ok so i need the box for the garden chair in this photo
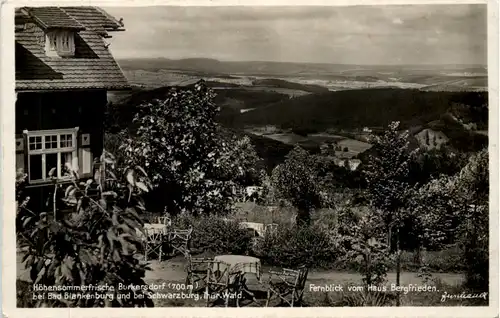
[205,261,244,307]
[168,226,193,256]
[157,215,172,227]
[185,254,214,293]
[265,265,309,307]
[157,207,172,226]
[143,227,166,262]
[265,223,278,236]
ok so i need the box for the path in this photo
[16,252,464,287]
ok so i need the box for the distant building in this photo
[347,159,361,171]
[414,128,449,150]
[333,158,361,171]
[262,125,278,134]
[244,186,263,202]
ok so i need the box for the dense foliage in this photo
[270,146,324,225]
[120,80,261,215]
[413,148,488,291]
[16,152,154,307]
[255,223,337,269]
[336,207,393,286]
[172,214,253,255]
[364,122,418,248]
[408,145,469,185]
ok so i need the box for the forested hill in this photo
[235,88,488,131]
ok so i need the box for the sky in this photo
[103,5,487,65]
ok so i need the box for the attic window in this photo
[45,30,75,57]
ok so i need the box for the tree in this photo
[453,149,488,291]
[336,207,393,287]
[121,81,261,216]
[217,132,264,187]
[363,121,419,306]
[412,148,488,291]
[408,145,469,185]
[270,146,323,226]
[16,152,154,307]
[412,176,457,250]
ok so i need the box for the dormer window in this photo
[45,30,75,57]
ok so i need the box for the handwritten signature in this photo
[440,291,488,302]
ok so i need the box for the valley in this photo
[108,58,489,171]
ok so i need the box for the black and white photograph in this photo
[5,0,497,312]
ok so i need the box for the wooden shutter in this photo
[15,134,25,174]
[78,132,93,178]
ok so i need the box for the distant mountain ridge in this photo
[117,58,488,92]
[117,57,487,77]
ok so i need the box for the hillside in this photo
[251,78,329,94]
[225,128,295,172]
[235,88,488,131]
[106,84,291,131]
[106,83,488,164]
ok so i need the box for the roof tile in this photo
[16,7,129,91]
[24,7,85,30]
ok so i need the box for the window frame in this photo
[45,30,75,57]
[23,127,79,184]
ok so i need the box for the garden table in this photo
[144,223,168,232]
[213,255,262,306]
[239,222,265,237]
[213,255,262,280]
[136,223,168,240]
[140,223,169,261]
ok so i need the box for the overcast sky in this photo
[103,5,487,65]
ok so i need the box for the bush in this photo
[103,132,129,168]
[17,279,33,307]
[255,223,337,268]
[16,152,154,307]
[172,214,253,255]
[399,245,465,272]
[464,239,488,291]
[233,202,296,225]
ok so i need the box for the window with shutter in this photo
[23,127,79,184]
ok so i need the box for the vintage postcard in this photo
[1,0,498,317]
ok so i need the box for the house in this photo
[244,186,263,202]
[332,158,361,171]
[15,7,130,210]
[414,128,449,150]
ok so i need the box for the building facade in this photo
[15,6,130,211]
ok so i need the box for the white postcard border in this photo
[1,0,498,317]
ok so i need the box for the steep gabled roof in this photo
[15,6,129,91]
[60,7,125,36]
[21,7,85,30]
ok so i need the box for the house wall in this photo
[15,89,107,212]
[415,128,449,150]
